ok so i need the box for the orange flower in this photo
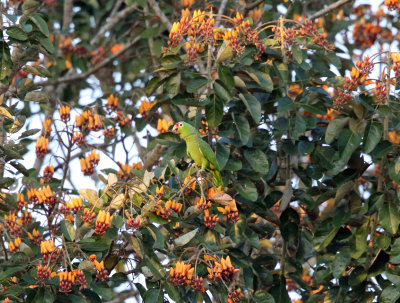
[165,200,182,213]
[59,105,70,122]
[95,210,113,236]
[36,265,51,282]
[28,228,42,245]
[127,216,141,231]
[42,118,52,138]
[207,256,239,281]
[117,162,142,179]
[203,209,219,228]
[81,208,96,223]
[110,44,124,54]
[35,136,49,159]
[72,131,85,147]
[106,94,118,111]
[170,261,193,286]
[43,165,54,183]
[217,199,239,223]
[8,237,21,253]
[183,177,196,194]
[66,197,83,213]
[156,186,164,196]
[385,0,399,10]
[138,99,155,118]
[17,193,26,209]
[37,185,56,206]
[157,118,172,134]
[181,0,194,8]
[58,272,75,293]
[196,197,211,210]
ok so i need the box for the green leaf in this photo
[234,179,258,201]
[80,242,109,252]
[19,128,40,139]
[23,0,40,10]
[390,238,400,264]
[379,285,400,303]
[33,288,54,303]
[144,288,164,303]
[348,266,367,286]
[213,80,231,101]
[227,216,245,243]
[332,248,351,278]
[292,45,303,64]
[166,73,181,98]
[363,122,383,153]
[24,91,49,102]
[174,228,198,247]
[164,282,180,302]
[186,76,208,93]
[379,201,400,234]
[233,114,250,145]
[0,42,12,80]
[325,117,349,144]
[243,149,269,174]
[60,220,75,242]
[314,226,339,251]
[254,291,275,303]
[6,26,28,41]
[161,55,181,69]
[24,65,51,77]
[218,65,234,91]
[216,141,229,169]
[239,93,261,124]
[205,96,223,127]
[38,36,54,53]
[29,13,49,36]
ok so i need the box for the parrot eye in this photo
[179,123,183,127]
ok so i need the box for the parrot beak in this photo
[172,125,178,134]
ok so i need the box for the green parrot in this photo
[172,121,222,186]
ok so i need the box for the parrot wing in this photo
[198,138,220,171]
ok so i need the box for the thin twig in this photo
[36,36,141,86]
[307,0,353,21]
[216,0,229,26]
[91,4,139,45]
[246,0,263,10]
[146,0,172,30]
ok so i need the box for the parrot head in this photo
[172,121,195,138]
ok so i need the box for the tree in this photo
[1,0,400,302]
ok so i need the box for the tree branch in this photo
[36,36,141,86]
[307,0,353,21]
[146,0,172,30]
[246,0,263,10]
[142,144,166,171]
[62,0,74,31]
[90,3,138,45]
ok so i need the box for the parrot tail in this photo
[210,169,223,187]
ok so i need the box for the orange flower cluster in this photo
[28,229,42,245]
[8,237,21,253]
[156,186,164,196]
[28,188,39,204]
[58,272,75,293]
[20,208,32,225]
[76,109,103,131]
[170,261,194,286]
[17,193,26,209]
[298,20,330,50]
[42,165,54,183]
[228,289,243,303]
[81,208,96,223]
[373,80,387,104]
[72,131,85,147]
[352,22,380,48]
[183,176,196,194]
[66,197,83,213]
[117,162,142,179]
[37,185,56,206]
[4,212,22,236]
[181,0,194,8]
[152,199,182,219]
[392,53,400,79]
[80,150,100,176]
[333,56,374,108]
[90,255,109,281]
[40,240,60,263]
[385,0,399,11]
[35,136,49,159]
[114,111,132,127]
[207,256,239,281]
[72,269,87,290]
[36,265,51,282]
[127,216,141,231]
[103,127,115,139]
[217,200,239,223]
[106,94,118,112]
[95,210,113,236]
[196,197,211,210]
[138,99,154,119]
[157,118,172,134]
[42,119,52,138]
[203,209,219,228]
[59,105,70,122]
